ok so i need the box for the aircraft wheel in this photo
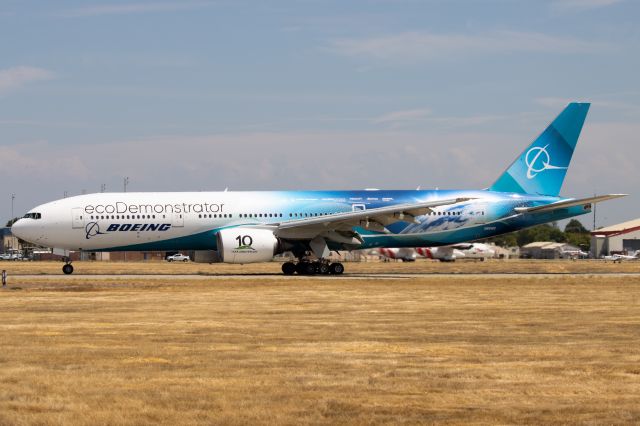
[62,264,74,275]
[329,262,344,275]
[317,263,330,275]
[183,259,188,262]
[282,262,296,275]
[297,262,316,275]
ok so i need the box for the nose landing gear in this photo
[62,257,74,275]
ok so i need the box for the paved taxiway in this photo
[9,272,640,281]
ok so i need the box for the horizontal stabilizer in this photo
[514,194,627,214]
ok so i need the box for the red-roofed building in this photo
[591,218,640,258]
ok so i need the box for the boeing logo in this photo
[525,144,567,179]
[84,222,172,239]
[85,222,105,240]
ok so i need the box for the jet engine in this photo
[216,228,280,263]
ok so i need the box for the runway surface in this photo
[8,272,640,280]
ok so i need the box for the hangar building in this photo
[591,218,640,258]
[1,227,19,252]
[520,242,581,259]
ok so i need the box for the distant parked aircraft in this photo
[603,251,639,263]
[417,243,496,262]
[377,243,495,262]
[376,247,418,262]
[561,248,589,259]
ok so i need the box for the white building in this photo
[591,218,640,257]
[1,227,19,252]
[520,242,581,259]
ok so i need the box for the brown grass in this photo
[0,264,639,424]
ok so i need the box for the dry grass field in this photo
[1,261,639,425]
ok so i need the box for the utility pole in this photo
[100,184,106,193]
[593,193,597,230]
[11,193,15,222]
[63,191,68,199]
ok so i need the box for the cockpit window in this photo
[23,212,42,219]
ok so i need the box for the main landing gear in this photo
[281,260,344,276]
[62,257,74,275]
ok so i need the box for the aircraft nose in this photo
[11,219,26,239]
[11,218,33,242]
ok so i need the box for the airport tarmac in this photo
[1,258,638,277]
[7,271,640,281]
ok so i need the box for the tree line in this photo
[483,219,591,250]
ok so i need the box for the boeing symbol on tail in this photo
[525,144,567,179]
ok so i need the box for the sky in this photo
[1,0,638,228]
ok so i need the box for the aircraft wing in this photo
[276,197,472,238]
[514,194,627,214]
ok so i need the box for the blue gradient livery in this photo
[12,103,626,274]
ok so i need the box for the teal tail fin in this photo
[489,102,590,196]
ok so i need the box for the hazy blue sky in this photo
[1,0,638,227]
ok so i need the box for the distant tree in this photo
[481,219,593,249]
[516,224,567,246]
[563,219,590,250]
[565,219,588,234]
[485,223,570,248]
[566,232,591,250]
[483,232,518,247]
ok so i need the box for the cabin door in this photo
[172,212,184,227]
[71,208,85,229]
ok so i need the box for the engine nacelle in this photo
[216,228,279,263]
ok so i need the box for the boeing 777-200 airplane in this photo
[12,103,626,275]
